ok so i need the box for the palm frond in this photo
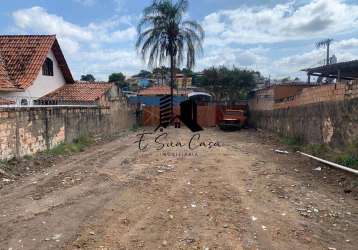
[136,0,205,71]
[182,21,205,40]
[174,0,189,15]
[316,38,333,48]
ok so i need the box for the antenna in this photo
[330,54,337,64]
[316,38,333,65]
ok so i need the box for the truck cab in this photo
[219,109,247,130]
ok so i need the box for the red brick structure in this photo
[138,85,187,96]
[249,81,358,111]
[249,60,358,146]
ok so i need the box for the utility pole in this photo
[326,42,330,65]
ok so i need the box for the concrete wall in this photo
[0,104,134,160]
[250,98,358,146]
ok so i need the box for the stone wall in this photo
[250,98,358,146]
[0,104,134,160]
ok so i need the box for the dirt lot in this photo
[0,128,357,250]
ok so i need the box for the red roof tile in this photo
[39,82,113,102]
[138,86,186,96]
[0,35,74,91]
[0,55,16,90]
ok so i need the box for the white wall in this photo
[1,49,67,102]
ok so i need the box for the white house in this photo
[0,35,74,105]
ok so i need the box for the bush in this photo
[336,154,358,168]
[45,136,94,156]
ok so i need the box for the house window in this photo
[42,57,53,76]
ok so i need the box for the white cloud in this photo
[334,38,358,51]
[110,27,137,42]
[198,0,358,79]
[9,1,358,81]
[269,38,358,78]
[203,13,225,34]
[59,37,81,54]
[12,6,136,44]
[197,38,358,80]
[13,6,93,41]
[11,6,139,79]
[75,49,143,80]
[198,47,268,71]
[202,0,358,44]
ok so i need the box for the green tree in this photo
[108,72,128,89]
[182,68,193,76]
[136,0,204,118]
[281,77,291,83]
[134,70,152,78]
[80,74,95,81]
[198,66,258,102]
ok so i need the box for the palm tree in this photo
[136,0,204,120]
[316,38,333,65]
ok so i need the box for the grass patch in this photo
[280,135,303,151]
[44,136,95,156]
[0,135,97,178]
[302,144,330,156]
[332,141,358,169]
[23,155,33,160]
[279,135,358,169]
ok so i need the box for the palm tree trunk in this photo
[170,54,175,122]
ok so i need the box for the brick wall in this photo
[273,83,346,109]
[248,88,274,111]
[0,103,134,160]
[250,81,358,111]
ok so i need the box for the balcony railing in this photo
[0,96,98,108]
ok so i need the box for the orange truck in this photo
[219,109,247,130]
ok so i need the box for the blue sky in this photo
[1,0,358,80]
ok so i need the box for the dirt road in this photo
[0,128,357,250]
